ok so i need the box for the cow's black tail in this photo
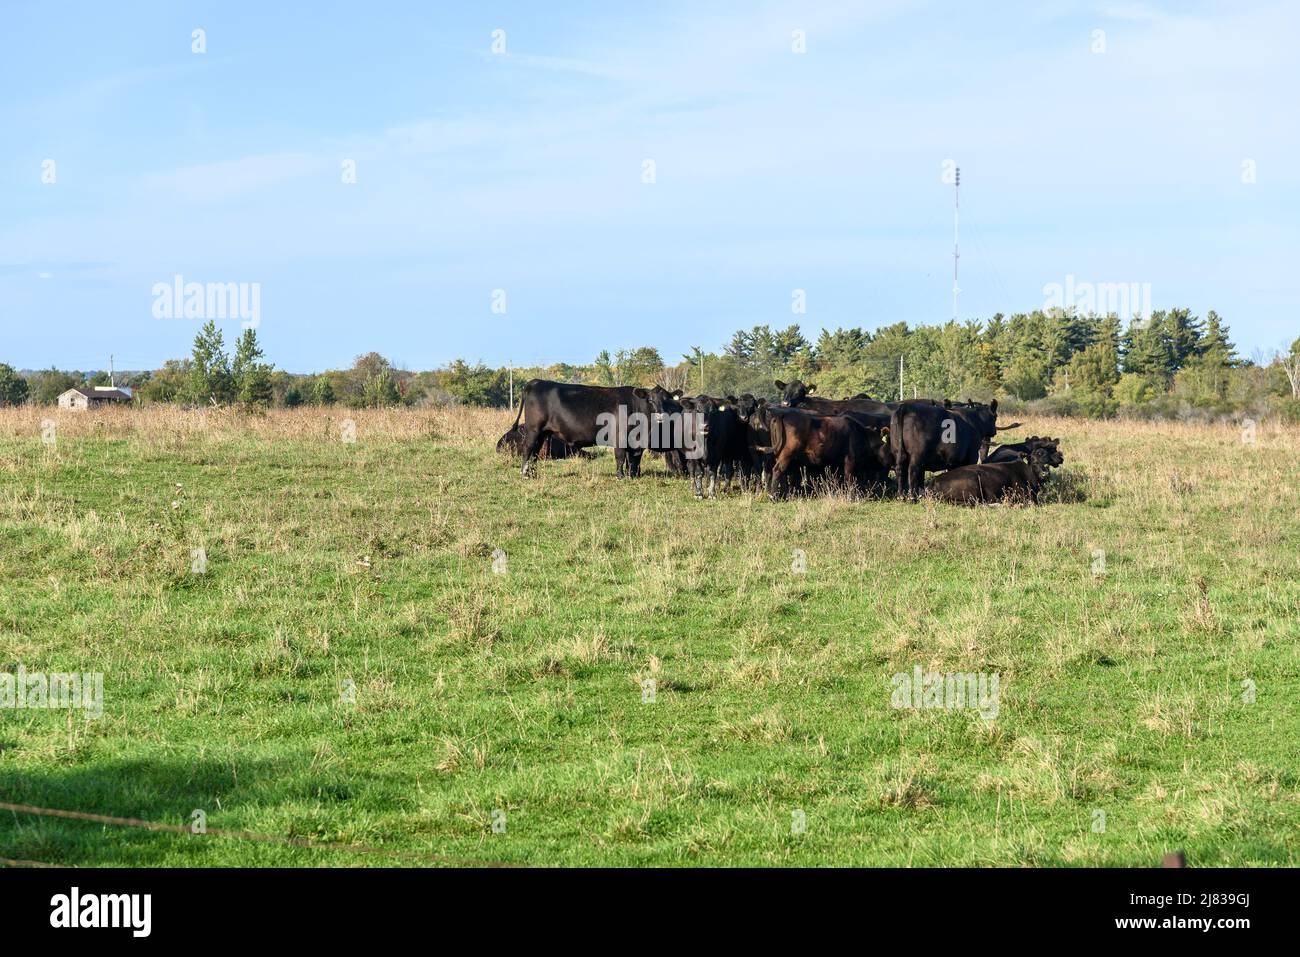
[510,380,533,431]
[763,413,786,459]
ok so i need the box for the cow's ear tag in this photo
[719,404,727,411]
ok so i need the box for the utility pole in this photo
[898,354,904,402]
[953,166,961,322]
[508,362,513,408]
[109,354,115,388]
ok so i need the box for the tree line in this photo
[4,309,1299,421]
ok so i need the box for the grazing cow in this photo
[496,426,588,460]
[889,398,1020,499]
[926,442,1063,505]
[760,408,891,498]
[511,379,685,478]
[984,436,1063,466]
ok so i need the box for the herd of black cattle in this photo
[498,378,1066,505]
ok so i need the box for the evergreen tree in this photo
[185,321,234,405]
[240,362,274,407]
[233,328,274,407]
[1121,316,1172,383]
[1199,311,1236,366]
[1164,308,1206,371]
[724,330,755,366]
[593,350,616,386]
[232,328,264,386]
[1176,310,1238,402]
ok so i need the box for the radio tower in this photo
[952,166,960,322]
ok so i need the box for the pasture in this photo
[1,405,1297,866]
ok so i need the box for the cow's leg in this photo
[520,429,547,477]
[907,461,924,500]
[707,464,718,499]
[628,449,644,478]
[737,458,752,492]
[769,451,796,499]
[689,461,703,499]
[895,453,908,497]
[843,454,859,498]
[614,448,627,478]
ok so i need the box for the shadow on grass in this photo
[0,755,392,866]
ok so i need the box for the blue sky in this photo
[1,0,1296,372]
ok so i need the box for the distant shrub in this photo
[1275,398,1300,424]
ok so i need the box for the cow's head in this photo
[1028,436,1064,467]
[865,424,892,468]
[1027,444,1058,484]
[638,385,684,415]
[734,394,769,427]
[683,394,719,413]
[950,398,999,439]
[774,380,816,407]
[946,399,1003,462]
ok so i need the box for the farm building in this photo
[57,387,133,410]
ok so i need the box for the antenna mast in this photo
[952,167,960,322]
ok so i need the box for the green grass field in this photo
[1,405,1297,866]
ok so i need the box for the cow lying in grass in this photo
[496,426,590,461]
[927,439,1064,505]
[890,398,1022,499]
[984,435,1063,466]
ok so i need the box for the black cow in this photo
[511,379,685,478]
[496,426,588,460]
[760,408,891,498]
[984,435,1063,466]
[774,379,908,427]
[774,379,817,407]
[927,442,1063,505]
[773,379,893,417]
[733,394,774,490]
[660,390,743,478]
[889,398,1020,499]
[680,394,760,497]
